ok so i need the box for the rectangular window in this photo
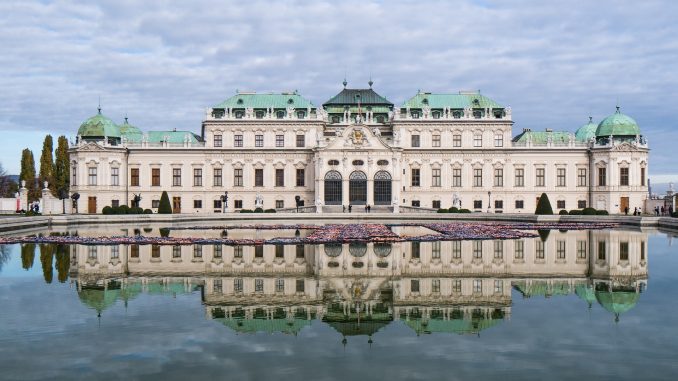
[641,241,645,261]
[598,167,607,186]
[276,200,284,209]
[111,167,119,186]
[620,242,629,261]
[473,279,482,293]
[152,200,160,208]
[130,245,139,258]
[275,134,284,148]
[557,200,566,209]
[577,240,587,259]
[213,279,222,293]
[578,168,587,187]
[111,245,119,259]
[536,241,545,260]
[452,279,462,293]
[473,168,482,187]
[296,168,305,187]
[213,168,222,187]
[495,200,503,209]
[193,200,202,209]
[275,169,284,187]
[536,168,545,187]
[151,245,160,258]
[234,134,243,147]
[620,167,629,186]
[152,168,160,186]
[557,168,566,187]
[214,134,222,147]
[578,200,587,209]
[451,241,462,258]
[494,134,503,147]
[296,279,305,293]
[193,245,202,258]
[255,246,263,258]
[557,240,566,259]
[411,168,420,187]
[411,200,420,207]
[411,135,420,147]
[234,278,243,293]
[432,200,441,209]
[275,245,284,258]
[255,169,264,187]
[494,280,503,294]
[515,168,524,187]
[411,242,420,259]
[515,240,524,259]
[432,168,441,187]
[515,200,524,209]
[233,246,243,258]
[129,168,139,187]
[494,241,503,259]
[432,134,441,147]
[598,241,606,260]
[296,135,305,147]
[473,134,482,147]
[432,279,441,293]
[88,167,97,186]
[296,245,304,258]
[234,200,243,209]
[276,278,285,293]
[255,134,264,147]
[641,167,646,186]
[193,168,202,187]
[213,200,222,209]
[72,166,77,186]
[255,279,264,292]
[474,200,482,209]
[431,241,441,259]
[411,279,420,293]
[88,246,97,259]
[473,241,482,258]
[214,244,222,258]
[172,168,181,186]
[494,168,503,187]
[452,168,462,187]
[453,134,462,147]
[234,169,243,187]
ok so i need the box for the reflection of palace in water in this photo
[68,229,648,338]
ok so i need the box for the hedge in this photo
[559,210,569,215]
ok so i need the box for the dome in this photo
[575,117,597,142]
[595,289,640,321]
[595,107,640,137]
[119,117,142,135]
[77,108,121,138]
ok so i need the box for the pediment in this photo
[322,124,393,151]
[611,142,637,152]
[77,142,107,152]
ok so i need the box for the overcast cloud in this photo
[0,0,676,179]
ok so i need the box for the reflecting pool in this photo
[1,225,677,380]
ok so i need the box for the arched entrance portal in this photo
[349,171,367,205]
[324,171,342,205]
[373,171,392,205]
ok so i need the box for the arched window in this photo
[296,111,305,119]
[276,110,285,119]
[328,159,340,166]
[349,243,367,257]
[348,171,367,205]
[374,170,392,205]
[352,160,364,166]
[324,171,342,205]
[432,111,441,119]
[324,243,342,257]
[374,243,392,257]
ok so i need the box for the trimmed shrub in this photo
[437,209,448,213]
[582,207,597,215]
[239,209,253,213]
[143,209,153,214]
[459,209,472,213]
[158,191,172,214]
[102,206,113,215]
[559,210,569,215]
[118,205,130,214]
[264,208,277,213]
[448,207,459,213]
[596,210,609,215]
[254,207,264,213]
[25,210,42,217]
[535,193,554,215]
[538,229,551,242]
[159,228,170,237]
[569,209,583,215]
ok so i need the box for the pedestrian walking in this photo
[348,204,352,213]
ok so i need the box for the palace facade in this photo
[69,83,649,214]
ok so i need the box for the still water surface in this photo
[1,224,677,380]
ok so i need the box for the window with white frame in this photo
[494,133,503,147]
[473,168,482,187]
[515,168,524,187]
[172,168,181,186]
[432,134,441,147]
[494,168,503,187]
[213,168,222,187]
[111,167,119,186]
[234,134,243,147]
[255,134,263,147]
[578,168,587,187]
[193,168,202,187]
[88,167,97,185]
[452,168,462,187]
[276,134,284,147]
[453,134,462,147]
[557,168,566,187]
[214,134,222,147]
[432,168,441,187]
[536,168,545,187]
[473,134,482,147]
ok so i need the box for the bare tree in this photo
[0,162,19,198]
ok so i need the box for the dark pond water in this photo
[1,225,677,380]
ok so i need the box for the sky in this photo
[0,0,676,183]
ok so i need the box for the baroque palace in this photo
[69,82,649,214]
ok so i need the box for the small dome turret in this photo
[595,107,640,138]
[77,108,121,139]
[575,117,597,142]
[119,116,142,135]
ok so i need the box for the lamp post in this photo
[220,191,228,213]
[487,191,491,213]
[295,195,301,213]
[71,193,80,214]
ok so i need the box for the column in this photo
[367,179,374,206]
[343,178,349,207]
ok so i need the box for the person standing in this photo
[348,204,352,213]
[624,206,629,215]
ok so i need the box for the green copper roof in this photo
[596,107,640,137]
[323,88,393,107]
[78,110,121,138]
[78,287,120,313]
[119,118,142,135]
[214,92,315,109]
[595,290,640,315]
[402,92,503,109]
[404,317,502,335]
[575,117,597,142]
[512,130,573,144]
[146,131,202,144]
[215,317,312,335]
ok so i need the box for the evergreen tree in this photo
[21,243,36,270]
[158,191,172,214]
[54,136,70,198]
[20,149,39,201]
[55,245,70,283]
[39,135,55,194]
[535,193,554,215]
[39,244,54,284]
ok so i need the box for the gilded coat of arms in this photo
[351,128,365,145]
